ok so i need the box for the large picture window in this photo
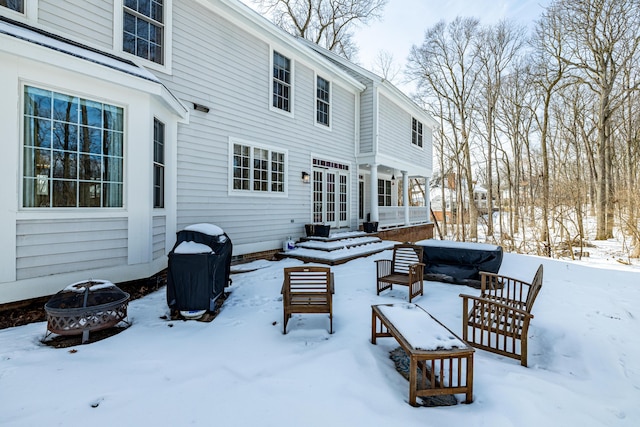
[272,51,291,112]
[123,0,164,64]
[153,118,165,208]
[233,143,285,194]
[23,86,124,208]
[0,0,23,13]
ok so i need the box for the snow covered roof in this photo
[0,16,159,83]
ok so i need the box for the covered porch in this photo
[358,163,432,230]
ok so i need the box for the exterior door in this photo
[313,168,348,228]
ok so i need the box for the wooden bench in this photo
[459,264,543,367]
[371,304,474,406]
[375,244,425,302]
[282,266,334,334]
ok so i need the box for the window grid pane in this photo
[316,77,330,126]
[23,86,124,208]
[1,0,24,13]
[273,51,291,112]
[153,118,165,208]
[123,0,164,64]
[233,143,285,194]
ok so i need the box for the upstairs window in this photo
[123,0,164,64]
[0,0,23,13]
[23,86,124,208]
[272,51,291,112]
[316,76,330,127]
[233,143,285,194]
[153,118,164,208]
[412,117,423,147]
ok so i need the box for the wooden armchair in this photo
[460,264,543,367]
[375,244,425,302]
[282,266,333,334]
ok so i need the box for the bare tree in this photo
[371,49,401,83]
[251,0,387,59]
[475,20,526,240]
[408,17,482,240]
[553,0,640,240]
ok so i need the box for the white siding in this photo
[161,1,358,253]
[38,0,114,49]
[16,218,128,280]
[152,216,166,259]
[359,87,375,153]
[378,94,431,168]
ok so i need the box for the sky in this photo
[353,0,553,72]
[242,0,553,93]
[1,236,639,426]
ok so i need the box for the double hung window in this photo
[272,51,291,112]
[316,76,330,126]
[0,0,23,13]
[123,0,164,64]
[412,117,423,147]
[378,179,392,207]
[153,118,165,208]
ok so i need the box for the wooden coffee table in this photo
[371,303,474,406]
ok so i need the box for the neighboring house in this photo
[0,0,433,305]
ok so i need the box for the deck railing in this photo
[378,206,429,228]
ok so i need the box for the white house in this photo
[0,0,434,305]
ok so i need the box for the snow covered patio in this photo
[0,250,639,426]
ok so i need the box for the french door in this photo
[313,168,349,228]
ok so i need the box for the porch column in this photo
[425,176,431,222]
[402,170,409,225]
[370,164,379,222]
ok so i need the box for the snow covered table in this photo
[371,304,474,406]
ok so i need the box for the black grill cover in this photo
[420,241,503,288]
[166,229,232,311]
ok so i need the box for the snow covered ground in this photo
[1,242,639,426]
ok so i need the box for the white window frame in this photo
[113,0,172,74]
[378,179,392,207]
[229,138,288,197]
[269,48,294,117]
[0,0,37,21]
[21,84,126,209]
[412,117,423,148]
[315,74,331,130]
[153,117,165,209]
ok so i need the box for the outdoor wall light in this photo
[193,102,210,113]
[302,171,310,183]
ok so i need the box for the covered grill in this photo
[166,224,232,316]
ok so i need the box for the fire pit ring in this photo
[44,279,130,344]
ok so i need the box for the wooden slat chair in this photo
[375,244,425,303]
[459,264,543,367]
[282,266,334,334]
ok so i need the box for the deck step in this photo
[276,236,396,265]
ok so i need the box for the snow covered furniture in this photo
[375,244,425,302]
[371,304,474,406]
[459,264,543,367]
[418,240,503,288]
[282,266,334,334]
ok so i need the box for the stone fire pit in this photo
[44,280,130,344]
